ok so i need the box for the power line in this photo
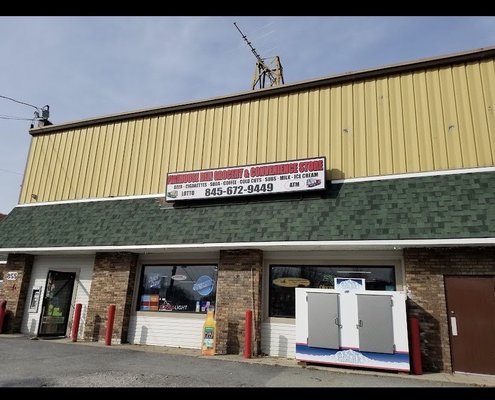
[0,114,34,121]
[0,94,40,111]
[0,167,23,175]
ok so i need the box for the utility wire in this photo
[0,94,40,111]
[0,167,23,175]
[0,114,34,121]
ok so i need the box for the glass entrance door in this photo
[38,270,76,336]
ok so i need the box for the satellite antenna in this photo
[233,22,284,90]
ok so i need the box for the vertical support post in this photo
[71,303,82,342]
[105,304,116,346]
[244,309,253,359]
[408,316,423,375]
[0,300,6,334]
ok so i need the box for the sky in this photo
[1,16,495,214]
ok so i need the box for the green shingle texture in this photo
[0,170,493,249]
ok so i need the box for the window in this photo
[269,265,396,318]
[138,264,217,313]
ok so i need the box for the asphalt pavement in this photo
[0,335,493,388]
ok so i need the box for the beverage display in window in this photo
[138,264,217,313]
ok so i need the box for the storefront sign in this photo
[166,157,326,201]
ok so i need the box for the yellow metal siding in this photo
[329,86,343,179]
[353,82,367,176]
[20,60,495,204]
[318,88,331,179]
[375,77,393,175]
[465,64,489,165]
[412,72,434,171]
[308,89,320,158]
[221,106,233,167]
[480,60,495,163]
[286,93,298,161]
[228,104,241,166]
[388,76,407,173]
[276,95,288,162]
[257,98,269,163]
[401,74,421,172]
[177,113,189,173]
[247,101,259,164]
[266,98,278,162]
[452,66,477,167]
[237,103,250,166]
[100,124,115,197]
[426,70,449,170]
[364,80,379,175]
[297,91,309,160]
[341,83,354,177]
[151,116,166,191]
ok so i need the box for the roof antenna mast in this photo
[233,22,284,90]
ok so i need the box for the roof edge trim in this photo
[1,238,494,254]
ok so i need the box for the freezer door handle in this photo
[356,319,363,329]
[334,317,342,328]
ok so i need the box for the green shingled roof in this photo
[0,171,493,249]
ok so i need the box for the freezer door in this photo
[356,294,394,354]
[307,292,340,349]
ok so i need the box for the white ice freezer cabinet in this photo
[295,286,410,372]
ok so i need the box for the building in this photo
[0,46,494,375]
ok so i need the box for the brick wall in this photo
[1,254,34,333]
[215,250,263,355]
[404,247,495,372]
[84,252,137,343]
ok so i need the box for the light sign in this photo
[166,157,326,201]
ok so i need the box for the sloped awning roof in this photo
[0,170,493,253]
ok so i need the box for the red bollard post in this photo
[408,316,423,375]
[0,300,6,334]
[105,304,116,346]
[71,303,82,342]
[244,309,253,359]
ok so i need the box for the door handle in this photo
[450,316,458,336]
[356,320,363,329]
[334,317,342,328]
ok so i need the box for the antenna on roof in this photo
[233,22,284,90]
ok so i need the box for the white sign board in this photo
[166,157,326,201]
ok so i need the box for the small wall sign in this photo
[6,271,18,281]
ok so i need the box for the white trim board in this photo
[331,166,495,184]
[1,238,494,255]
[15,166,495,208]
[17,193,164,208]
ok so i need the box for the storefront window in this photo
[138,264,217,313]
[269,265,396,318]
